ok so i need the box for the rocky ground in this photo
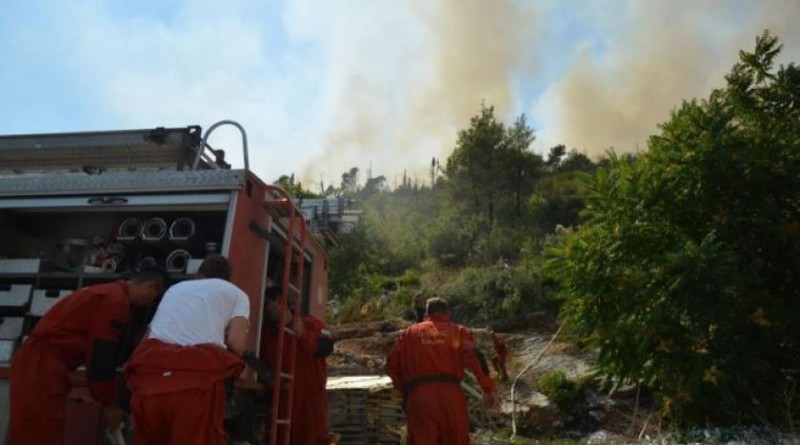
[328,316,798,444]
[327,315,662,444]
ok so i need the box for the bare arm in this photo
[226,316,250,355]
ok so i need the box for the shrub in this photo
[538,370,582,412]
[436,263,543,326]
[548,33,800,425]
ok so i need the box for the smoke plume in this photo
[535,0,800,158]
[295,0,536,187]
[296,0,800,185]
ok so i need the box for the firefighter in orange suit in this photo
[489,327,510,381]
[411,290,426,323]
[386,297,496,445]
[125,255,249,445]
[262,286,335,444]
[9,268,168,445]
[125,340,245,444]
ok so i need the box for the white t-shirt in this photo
[148,278,250,348]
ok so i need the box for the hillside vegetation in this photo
[287,33,800,431]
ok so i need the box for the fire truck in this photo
[0,121,328,444]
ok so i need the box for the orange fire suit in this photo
[491,333,509,380]
[125,338,245,445]
[9,280,131,445]
[262,315,334,444]
[386,313,496,445]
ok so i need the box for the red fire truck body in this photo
[0,122,327,443]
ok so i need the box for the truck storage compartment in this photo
[0,317,23,340]
[0,198,231,362]
[0,284,32,314]
[30,289,72,317]
[0,339,14,362]
[0,208,227,275]
[0,259,42,273]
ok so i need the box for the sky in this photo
[2,0,799,190]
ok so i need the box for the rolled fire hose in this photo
[101,257,120,273]
[140,217,168,242]
[137,256,158,269]
[116,218,142,242]
[168,217,196,242]
[166,249,191,273]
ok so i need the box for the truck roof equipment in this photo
[0,120,250,174]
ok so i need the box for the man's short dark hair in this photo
[198,254,232,280]
[426,297,449,315]
[130,266,169,290]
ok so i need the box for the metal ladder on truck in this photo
[263,184,309,445]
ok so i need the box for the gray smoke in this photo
[298,0,536,186]
[292,0,800,183]
[536,0,800,157]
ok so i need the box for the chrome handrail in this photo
[192,120,249,171]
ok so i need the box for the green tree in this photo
[545,144,566,171]
[442,104,543,264]
[360,175,387,198]
[444,103,507,227]
[340,167,360,197]
[361,189,429,274]
[549,32,800,425]
[275,174,322,199]
[426,209,478,267]
[328,222,384,300]
[530,170,591,232]
[559,149,595,172]
[501,114,542,219]
[437,263,543,326]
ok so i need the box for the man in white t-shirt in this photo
[125,255,250,445]
[147,269,250,351]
